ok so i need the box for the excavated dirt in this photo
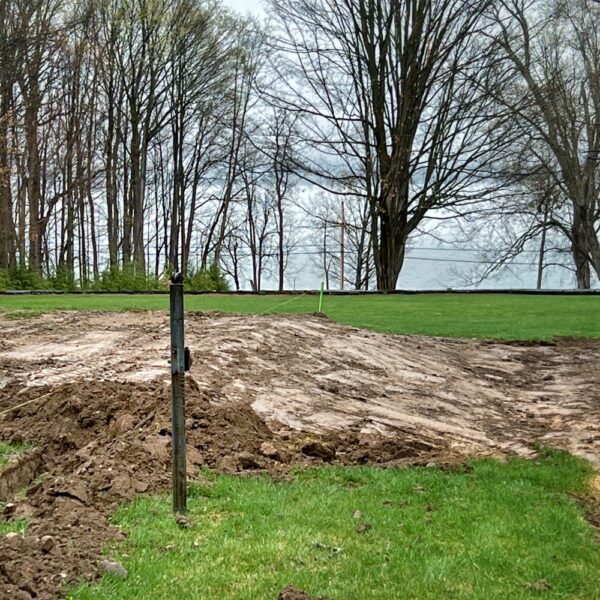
[0,310,599,599]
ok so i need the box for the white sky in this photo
[222,0,266,16]
[215,0,587,291]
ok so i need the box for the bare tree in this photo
[267,0,507,290]
[102,0,174,273]
[202,21,263,269]
[166,0,236,273]
[261,108,299,291]
[488,0,600,288]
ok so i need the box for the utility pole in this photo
[537,202,550,290]
[340,201,345,290]
[323,222,329,290]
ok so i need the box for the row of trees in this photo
[0,0,299,291]
[0,0,598,290]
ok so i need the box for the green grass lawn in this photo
[0,293,598,340]
[71,451,600,600]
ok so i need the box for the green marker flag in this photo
[318,282,324,313]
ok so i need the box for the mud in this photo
[0,311,598,599]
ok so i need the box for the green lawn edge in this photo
[71,451,600,600]
[0,293,598,340]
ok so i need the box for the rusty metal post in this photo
[170,272,187,514]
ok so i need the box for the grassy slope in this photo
[72,452,600,600]
[0,293,598,339]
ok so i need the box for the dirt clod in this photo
[259,441,282,460]
[52,481,89,505]
[355,522,372,534]
[99,560,128,579]
[39,535,54,554]
[525,579,552,591]
[175,515,192,529]
[301,441,336,461]
[237,451,261,470]
[110,414,136,435]
[5,532,22,547]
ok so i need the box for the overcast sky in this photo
[223,0,265,16]
[215,0,584,291]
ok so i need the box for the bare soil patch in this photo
[0,311,598,599]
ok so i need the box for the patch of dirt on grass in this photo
[0,311,598,599]
[279,586,327,600]
[590,476,600,503]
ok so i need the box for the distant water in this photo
[396,248,584,290]
[276,247,595,291]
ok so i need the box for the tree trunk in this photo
[373,203,407,291]
[0,87,15,270]
[277,198,284,292]
[122,122,132,266]
[24,106,43,274]
[130,116,146,273]
[105,81,120,270]
[169,107,185,272]
[572,203,592,289]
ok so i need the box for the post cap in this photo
[171,272,184,284]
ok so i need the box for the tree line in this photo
[0,0,597,291]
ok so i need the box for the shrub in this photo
[48,266,78,291]
[0,267,49,290]
[92,265,161,292]
[0,269,9,291]
[185,263,229,292]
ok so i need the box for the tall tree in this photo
[14,0,65,274]
[265,108,297,291]
[488,0,600,288]
[0,0,17,270]
[166,0,235,273]
[104,0,173,273]
[268,0,505,289]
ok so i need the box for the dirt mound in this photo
[0,311,599,599]
[0,379,439,599]
[0,378,274,598]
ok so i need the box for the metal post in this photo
[170,272,187,514]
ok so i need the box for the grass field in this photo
[72,451,600,600]
[0,293,598,340]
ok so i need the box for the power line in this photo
[287,242,552,254]
[227,248,554,267]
